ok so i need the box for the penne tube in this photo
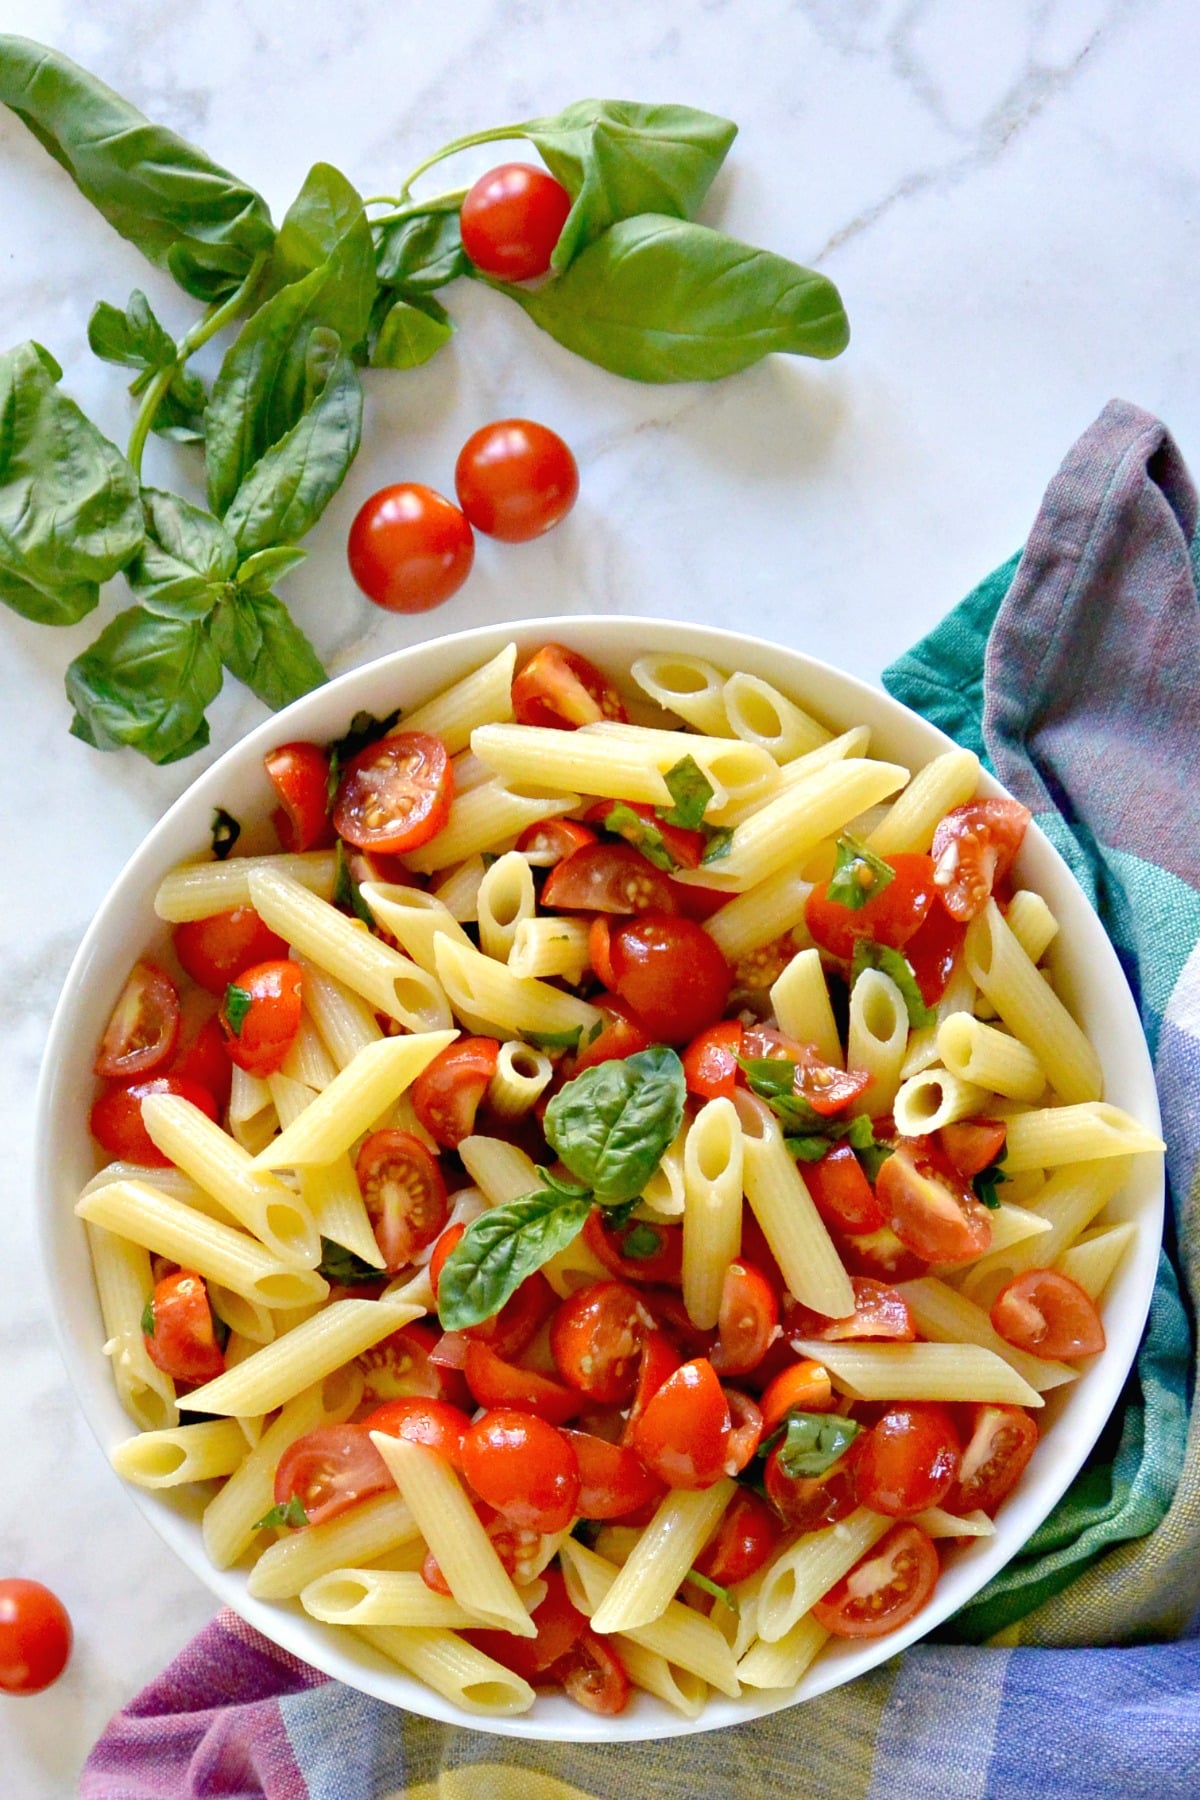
[722,671,831,759]
[1056,1222,1137,1300]
[207,1283,276,1346]
[630,652,734,736]
[178,1296,423,1416]
[770,947,843,1068]
[227,1067,277,1156]
[915,1507,994,1540]
[847,968,908,1117]
[431,855,486,921]
[892,1067,990,1138]
[964,900,1102,1104]
[937,1012,1047,1103]
[736,1094,855,1319]
[789,1339,1045,1408]
[717,729,872,831]
[154,850,337,922]
[434,937,602,1041]
[403,780,580,876]
[957,1157,1134,1305]
[562,1540,740,1697]
[586,1482,735,1635]
[398,643,517,752]
[359,882,473,972]
[896,1277,1077,1392]
[279,1016,340,1091]
[507,915,592,983]
[865,749,981,857]
[476,851,536,962]
[737,1615,829,1690]
[639,1127,688,1219]
[757,1508,891,1642]
[682,1098,744,1330]
[614,1639,707,1717]
[253,1033,456,1169]
[487,1040,553,1119]
[86,1222,177,1432]
[584,720,781,817]
[357,1625,535,1716]
[1005,890,1059,966]
[301,1568,488,1629]
[999,1102,1164,1173]
[702,866,812,962]
[247,1490,417,1599]
[111,1418,249,1489]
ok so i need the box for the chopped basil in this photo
[223,982,252,1035]
[659,753,714,829]
[254,1495,309,1532]
[333,839,374,926]
[602,800,677,872]
[850,939,935,1029]
[974,1162,1008,1210]
[684,1569,738,1611]
[700,825,733,863]
[525,1024,584,1053]
[826,833,895,911]
[764,1410,859,1479]
[140,1298,156,1336]
[782,1109,894,1178]
[784,1133,833,1163]
[738,1055,797,1099]
[210,806,241,860]
[317,1237,383,1284]
[480,850,500,869]
[621,1222,666,1261]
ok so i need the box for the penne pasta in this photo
[403,780,580,876]
[476,850,536,962]
[86,1222,178,1432]
[178,1297,423,1416]
[247,1490,418,1600]
[736,1094,855,1319]
[722,671,831,760]
[937,1012,1047,1103]
[789,1339,1045,1408]
[112,1418,249,1489]
[398,643,517,752]
[562,1540,741,1697]
[357,1625,535,1716]
[896,1277,1078,1392]
[756,1508,891,1642]
[682,1099,744,1330]
[253,1033,456,1169]
[865,748,981,857]
[154,850,337,922]
[964,900,1102,1105]
[586,1482,736,1636]
[630,652,734,736]
[770,947,843,1068]
[999,1102,1164,1173]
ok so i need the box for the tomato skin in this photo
[455,419,579,542]
[171,1013,233,1113]
[760,1359,834,1433]
[554,1629,631,1715]
[840,1223,929,1285]
[143,1269,226,1384]
[466,1272,557,1361]
[683,1019,743,1101]
[903,901,966,1007]
[273,1423,391,1526]
[812,1522,939,1640]
[461,1408,581,1532]
[785,1277,915,1346]
[464,1339,582,1426]
[465,1567,587,1681]
[347,483,474,613]
[710,1262,779,1377]
[355,1130,448,1274]
[876,1141,993,1266]
[514,818,597,866]
[932,799,1031,922]
[562,1430,666,1519]
[542,842,676,915]
[740,1025,869,1118]
[608,913,732,1045]
[511,644,627,730]
[621,1329,683,1444]
[805,852,937,961]
[990,1270,1106,1360]
[357,1320,469,1410]
[765,1446,859,1533]
[631,1357,731,1490]
[264,741,333,852]
[853,1403,961,1517]
[219,959,303,1077]
[582,1212,683,1289]
[333,732,453,855]
[724,1387,764,1473]
[585,799,707,872]
[550,1281,648,1404]
[938,1118,1007,1180]
[411,1037,500,1148]
[459,163,572,282]
[805,1143,886,1235]
[0,1580,72,1695]
[428,1222,464,1299]
[695,1488,783,1586]
[90,1074,218,1166]
[944,1404,1038,1515]
[94,962,181,1079]
[361,1395,471,1468]
[173,908,289,996]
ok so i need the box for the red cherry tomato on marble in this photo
[459,163,571,282]
[853,1403,960,1517]
[682,1019,743,1101]
[143,1269,225,1385]
[264,741,333,852]
[333,732,453,854]
[173,908,289,996]
[355,1130,448,1274]
[805,853,937,961]
[944,1404,1038,1515]
[542,842,675,915]
[0,1580,72,1695]
[608,913,731,1044]
[550,1281,648,1405]
[876,1141,993,1266]
[511,644,627,730]
[273,1423,390,1527]
[219,959,302,1077]
[455,418,578,542]
[990,1269,1106,1360]
[461,1408,580,1533]
[411,1037,499,1148]
[812,1522,939,1639]
[94,961,180,1080]
[562,1430,666,1520]
[931,799,1031,922]
[90,1074,218,1166]
[710,1261,779,1377]
[347,483,473,613]
[694,1487,782,1587]
[631,1357,731,1490]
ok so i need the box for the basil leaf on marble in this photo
[374,208,469,292]
[66,606,222,762]
[211,589,325,710]
[87,291,207,442]
[370,293,453,370]
[125,488,237,618]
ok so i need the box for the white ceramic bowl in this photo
[36,616,1163,1741]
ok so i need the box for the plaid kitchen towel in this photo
[82,401,1200,1799]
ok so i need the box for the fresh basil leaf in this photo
[827,834,895,911]
[0,37,275,301]
[0,339,143,624]
[374,208,469,292]
[851,939,935,1030]
[684,1569,738,1611]
[87,291,207,440]
[223,982,252,1034]
[974,1162,1008,1210]
[659,754,713,830]
[254,1495,309,1532]
[767,1090,827,1133]
[784,1133,833,1163]
[125,488,238,619]
[701,826,733,864]
[502,214,849,383]
[544,1045,686,1204]
[211,808,240,860]
[235,545,307,594]
[522,100,738,271]
[317,1236,383,1284]
[370,293,453,371]
[150,378,207,444]
[268,163,376,340]
[66,606,222,763]
[767,1411,859,1480]
[621,1222,667,1261]
[739,1056,797,1100]
[211,589,326,711]
[524,1025,584,1053]
[437,1186,594,1330]
[601,801,676,872]
[333,839,374,926]
[140,1298,155,1336]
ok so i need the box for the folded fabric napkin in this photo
[82,401,1200,1800]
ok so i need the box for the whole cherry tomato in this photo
[0,1580,72,1695]
[219,959,302,1076]
[347,483,474,613]
[608,913,732,1044]
[173,908,289,996]
[332,732,454,855]
[455,419,579,542]
[461,1408,581,1532]
[459,163,571,281]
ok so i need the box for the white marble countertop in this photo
[2,0,1198,1791]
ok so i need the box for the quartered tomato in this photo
[631,1357,731,1490]
[562,1430,666,1520]
[812,1522,939,1639]
[805,853,937,961]
[264,741,333,852]
[944,1404,1038,1515]
[785,1277,915,1346]
[459,164,572,282]
[550,1281,648,1405]
[90,1074,218,1166]
[990,1270,1106,1360]
[542,842,677,915]
[584,799,707,871]
[741,1026,870,1118]
[554,1630,631,1715]
[143,1270,225,1384]
[461,1409,581,1532]
[931,799,1031,922]
[94,962,180,1080]
[840,1223,929,1285]
[608,913,732,1044]
[465,1567,587,1682]
[219,959,303,1077]
[938,1118,1007,1180]
[0,1580,73,1696]
[514,818,598,867]
[682,1019,743,1100]
[710,1262,779,1377]
[355,1130,448,1273]
[759,1359,834,1433]
[804,1143,886,1235]
[621,1329,683,1444]
[362,1395,471,1467]
[358,1321,466,1408]
[464,1339,581,1426]
[273,1423,391,1526]
[173,908,289,996]
[903,901,966,1007]
[332,732,453,854]
[765,1442,858,1533]
[583,1212,683,1287]
[694,1487,782,1587]
[876,1141,993,1265]
[511,644,627,729]
[410,1037,499,1148]
[853,1403,960,1516]
[724,1388,764,1472]
[572,994,652,1073]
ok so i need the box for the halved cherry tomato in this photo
[464,1339,581,1425]
[683,1019,743,1101]
[608,913,732,1044]
[765,1443,859,1532]
[695,1487,782,1586]
[411,1037,499,1148]
[94,962,180,1079]
[587,917,615,987]
[459,164,572,282]
[990,1269,1106,1360]
[219,959,302,1076]
[724,1387,764,1472]
[357,1321,467,1408]
[741,1026,870,1118]
[931,799,1031,922]
[347,484,474,613]
[804,1143,886,1234]
[785,1277,915,1345]
[464,1568,587,1682]
[264,741,333,852]
[853,1403,960,1517]
[903,901,966,1007]
[583,1212,683,1287]
[760,1359,834,1433]
[361,1395,471,1467]
[944,1404,1038,1515]
[429,1222,465,1300]
[466,1272,557,1361]
[805,853,937,961]
[876,1141,993,1265]
[170,1013,233,1113]
[0,1580,73,1696]
[333,732,453,854]
[542,842,677,914]
[511,644,627,730]
[143,1269,225,1384]
[621,1329,683,1444]
[938,1118,1007,1180]
[669,879,731,923]
[461,1408,581,1532]
[840,1223,928,1285]
[584,799,707,872]
[562,1430,666,1520]
[812,1521,939,1639]
[553,1629,630,1715]
[631,1357,731,1490]
[423,1501,544,1595]
[173,908,289,996]
[455,419,579,542]
[550,1281,648,1404]
[572,994,653,1075]
[514,818,598,867]
[273,1423,391,1526]
[710,1262,779,1377]
[355,1130,448,1273]
[90,1074,218,1166]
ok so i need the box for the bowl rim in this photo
[34,613,1164,1741]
